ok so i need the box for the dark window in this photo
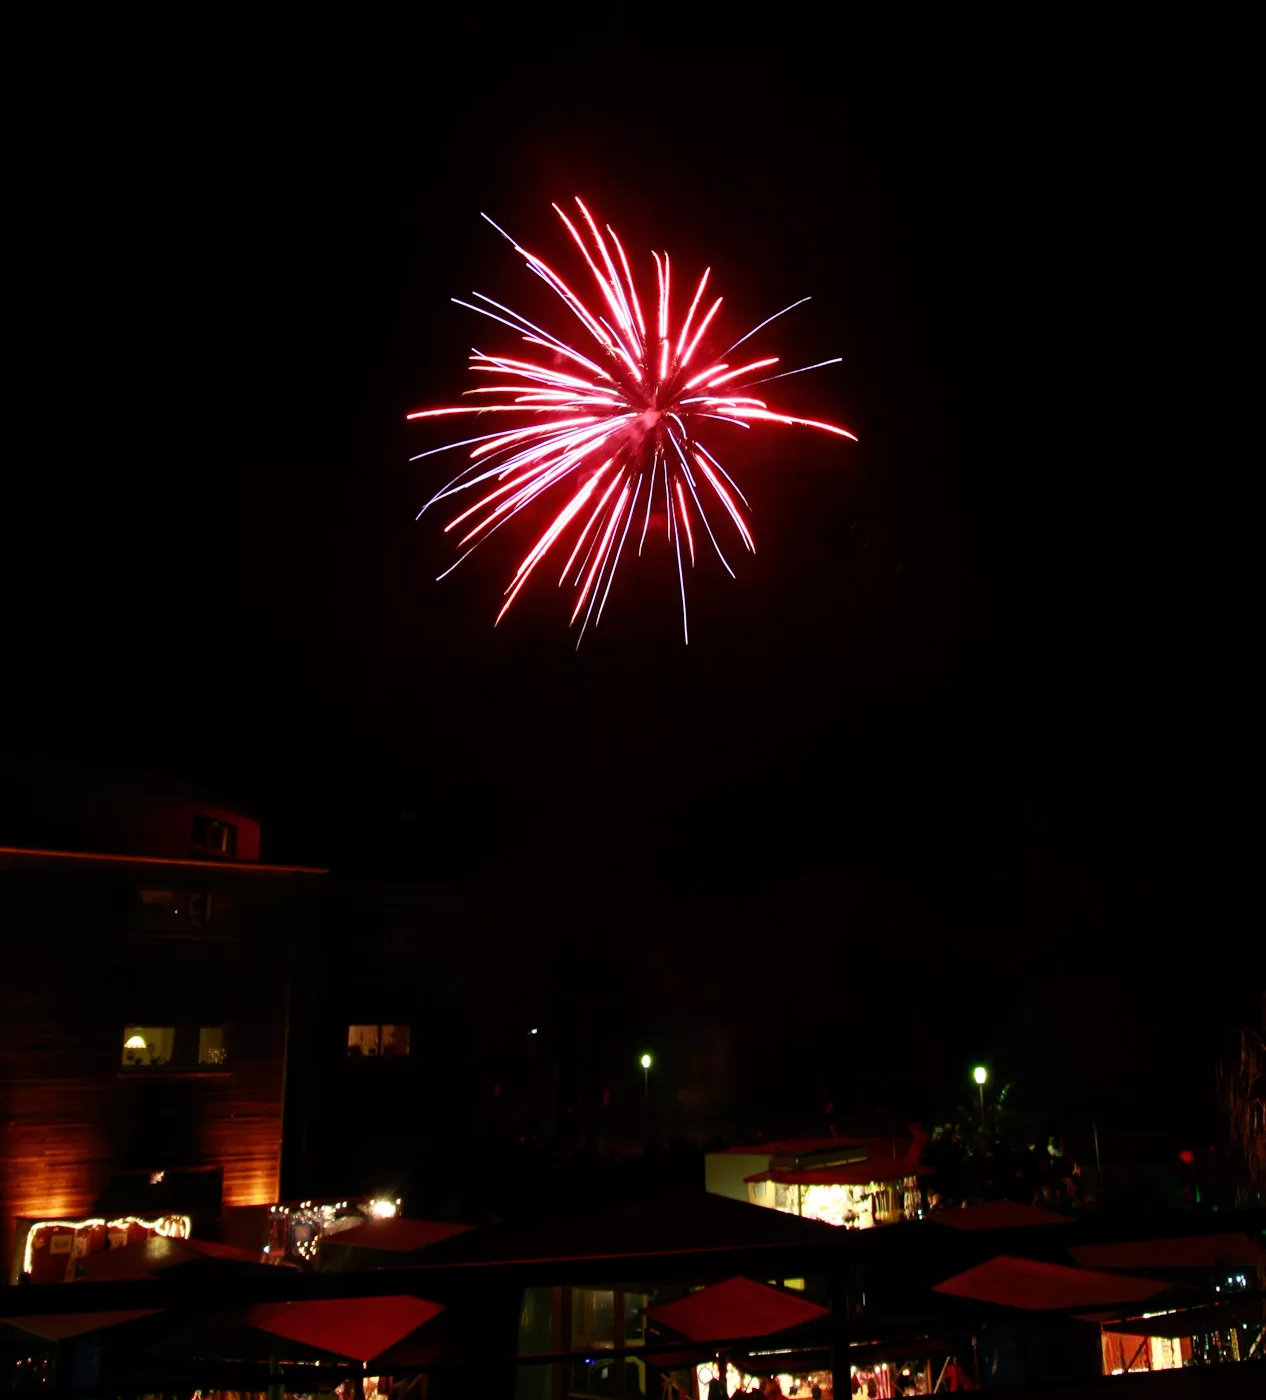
[191,814,237,859]
[138,888,236,933]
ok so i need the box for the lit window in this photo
[191,814,237,859]
[347,1025,411,1058]
[122,1026,175,1067]
[198,1027,228,1065]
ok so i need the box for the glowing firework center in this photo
[409,197,855,642]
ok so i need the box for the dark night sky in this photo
[7,17,1257,1149]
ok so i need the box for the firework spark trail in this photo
[409,198,855,642]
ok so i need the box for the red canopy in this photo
[1069,1233,1259,1273]
[929,1201,1072,1231]
[933,1255,1170,1311]
[242,1296,444,1362]
[646,1277,826,1342]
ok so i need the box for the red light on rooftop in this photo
[1178,1149,1195,1164]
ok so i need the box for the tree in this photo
[1217,989,1266,1206]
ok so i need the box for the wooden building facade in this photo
[0,816,323,1281]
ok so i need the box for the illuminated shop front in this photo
[19,1213,189,1284]
[746,1165,924,1229]
[692,1359,950,1398]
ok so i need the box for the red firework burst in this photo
[409,198,855,644]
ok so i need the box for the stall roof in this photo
[423,1191,839,1265]
[243,1296,444,1362]
[928,1201,1072,1231]
[933,1256,1171,1312]
[2,1309,160,1342]
[324,1217,472,1253]
[1069,1233,1259,1273]
[647,1277,827,1342]
[747,1161,931,1186]
[1099,1297,1261,1338]
[75,1236,288,1281]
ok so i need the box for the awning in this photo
[1069,1233,1259,1273]
[933,1255,1170,1311]
[928,1201,1071,1231]
[646,1277,827,1342]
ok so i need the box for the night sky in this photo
[9,18,1256,1156]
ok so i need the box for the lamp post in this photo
[973,1066,987,1126]
[640,1052,652,1101]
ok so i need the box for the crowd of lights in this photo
[409,197,855,642]
[22,1213,189,1275]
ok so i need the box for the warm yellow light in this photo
[367,1198,398,1219]
[124,1035,147,1049]
[973,1066,988,1085]
[640,1053,652,1069]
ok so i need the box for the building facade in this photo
[0,776,323,1282]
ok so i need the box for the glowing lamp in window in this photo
[121,1026,175,1067]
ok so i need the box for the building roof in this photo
[424,1191,839,1265]
[928,1201,1072,1231]
[932,1255,1171,1312]
[323,1217,473,1253]
[646,1276,827,1342]
[1068,1233,1259,1273]
[0,845,325,875]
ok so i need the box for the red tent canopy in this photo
[646,1277,826,1343]
[933,1255,1170,1311]
[242,1296,444,1362]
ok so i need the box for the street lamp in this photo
[640,1053,652,1101]
[972,1066,987,1124]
